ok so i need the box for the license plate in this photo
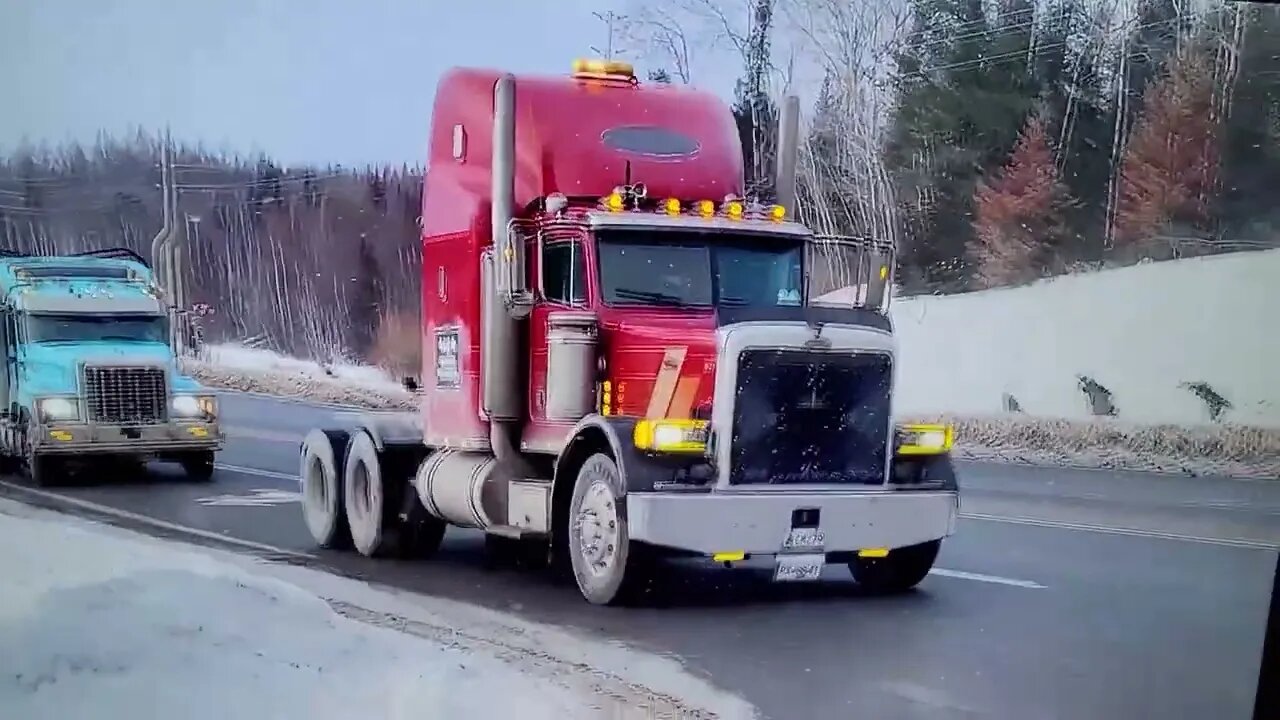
[783,527,825,551]
[773,553,825,582]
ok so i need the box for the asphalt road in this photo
[3,390,1278,720]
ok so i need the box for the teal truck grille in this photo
[83,366,168,425]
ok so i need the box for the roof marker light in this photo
[726,201,744,220]
[768,204,786,221]
[663,198,681,215]
[571,58,637,83]
[604,192,625,212]
[695,200,714,217]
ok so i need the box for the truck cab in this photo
[0,249,223,485]
[299,59,958,606]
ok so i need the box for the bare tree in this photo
[788,0,908,251]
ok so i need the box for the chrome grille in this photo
[729,349,892,486]
[83,365,167,424]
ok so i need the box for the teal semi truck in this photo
[0,248,223,485]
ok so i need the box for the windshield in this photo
[25,314,168,344]
[596,230,804,307]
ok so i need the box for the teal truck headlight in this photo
[37,396,80,422]
[171,394,217,419]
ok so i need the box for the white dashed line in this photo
[929,568,1046,589]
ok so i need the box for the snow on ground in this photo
[0,498,757,720]
[185,342,1279,478]
[186,344,415,410]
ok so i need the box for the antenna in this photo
[624,160,632,188]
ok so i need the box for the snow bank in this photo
[0,499,756,720]
[891,249,1280,428]
[184,344,415,410]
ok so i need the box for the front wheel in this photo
[567,452,650,606]
[848,540,941,594]
[179,450,216,482]
[26,453,67,487]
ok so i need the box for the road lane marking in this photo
[214,463,297,482]
[960,511,1278,550]
[929,568,1046,589]
[222,426,303,443]
[196,488,302,507]
[0,479,314,560]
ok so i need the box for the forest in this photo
[1,0,1276,367]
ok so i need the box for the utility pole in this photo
[590,10,626,60]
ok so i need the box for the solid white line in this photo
[0,479,315,559]
[929,568,1047,589]
[960,511,1278,550]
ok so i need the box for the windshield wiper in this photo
[612,288,691,305]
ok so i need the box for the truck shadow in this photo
[311,534,929,615]
[30,459,213,488]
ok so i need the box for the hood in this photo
[18,341,201,396]
[601,311,718,419]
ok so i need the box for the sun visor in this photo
[712,305,891,333]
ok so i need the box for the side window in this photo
[542,241,587,305]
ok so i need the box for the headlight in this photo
[633,419,709,454]
[895,423,955,456]
[171,395,217,419]
[38,397,79,422]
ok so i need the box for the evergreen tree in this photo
[1113,47,1220,260]
[970,114,1076,287]
[1210,5,1280,242]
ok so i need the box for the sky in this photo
[0,0,742,168]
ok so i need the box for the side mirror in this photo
[499,219,533,319]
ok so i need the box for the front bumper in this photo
[32,421,223,455]
[626,489,959,555]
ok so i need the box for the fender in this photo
[331,410,424,452]
[554,414,710,496]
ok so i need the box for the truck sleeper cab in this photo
[0,249,223,486]
[297,59,959,606]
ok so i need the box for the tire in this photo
[27,453,67,488]
[343,431,440,559]
[300,429,351,550]
[393,485,447,560]
[848,540,941,594]
[180,451,216,482]
[567,452,649,606]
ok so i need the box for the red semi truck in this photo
[299,59,960,605]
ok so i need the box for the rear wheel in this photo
[300,429,351,549]
[567,452,650,606]
[394,483,447,560]
[848,540,941,593]
[343,432,445,559]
